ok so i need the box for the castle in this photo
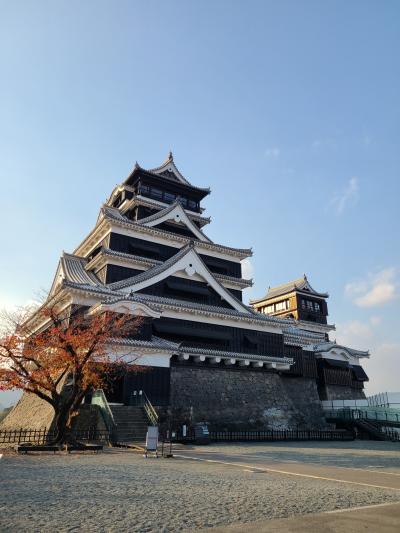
[4,154,370,435]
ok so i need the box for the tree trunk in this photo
[50,405,76,445]
[50,388,87,445]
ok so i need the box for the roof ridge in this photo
[62,251,87,263]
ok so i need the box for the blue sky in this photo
[0,1,399,405]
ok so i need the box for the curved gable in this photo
[112,244,251,314]
[138,202,211,243]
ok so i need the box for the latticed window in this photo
[164,192,176,203]
[275,300,289,311]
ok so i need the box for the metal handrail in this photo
[130,390,159,426]
[91,389,117,433]
[325,408,400,425]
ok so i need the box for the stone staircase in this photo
[354,419,389,441]
[109,405,149,443]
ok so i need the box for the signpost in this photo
[144,426,159,458]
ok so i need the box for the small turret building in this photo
[250,275,329,324]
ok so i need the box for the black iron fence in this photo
[211,429,354,441]
[381,428,400,442]
[170,428,354,443]
[0,428,111,445]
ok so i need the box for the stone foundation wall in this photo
[72,405,107,432]
[0,392,55,430]
[319,385,366,401]
[0,392,107,433]
[166,366,327,430]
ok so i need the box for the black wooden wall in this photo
[152,317,285,356]
[109,233,242,278]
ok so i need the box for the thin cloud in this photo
[311,138,336,150]
[332,177,359,214]
[334,319,373,348]
[264,147,280,159]
[335,319,400,394]
[345,268,398,308]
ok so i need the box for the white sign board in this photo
[146,426,159,452]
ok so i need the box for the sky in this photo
[0,0,399,406]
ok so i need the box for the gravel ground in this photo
[0,442,399,532]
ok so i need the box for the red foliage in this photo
[0,302,143,442]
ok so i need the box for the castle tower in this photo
[19,154,370,434]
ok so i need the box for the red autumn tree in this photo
[0,301,142,444]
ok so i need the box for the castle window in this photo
[275,300,289,312]
[265,304,274,313]
[188,200,197,210]
[306,300,313,310]
[301,299,306,309]
[314,302,321,312]
[150,187,163,200]
[164,192,176,203]
[139,184,150,195]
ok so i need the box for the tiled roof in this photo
[123,155,211,194]
[111,291,283,324]
[311,342,369,357]
[61,278,293,327]
[87,247,252,289]
[109,336,292,364]
[283,327,326,340]
[120,195,210,223]
[145,153,211,192]
[135,200,180,225]
[100,248,160,268]
[107,243,251,314]
[181,346,293,365]
[100,206,252,258]
[136,200,212,243]
[283,327,327,347]
[109,335,180,350]
[61,253,102,286]
[250,275,328,304]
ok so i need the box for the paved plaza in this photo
[0,441,400,532]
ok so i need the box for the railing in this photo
[322,399,369,409]
[171,429,353,443]
[130,390,159,426]
[325,408,400,425]
[91,389,117,435]
[383,428,400,441]
[0,427,110,445]
[368,392,400,409]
